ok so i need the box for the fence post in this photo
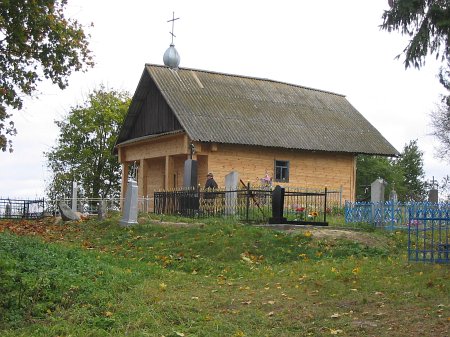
[324,187,327,223]
[246,182,250,222]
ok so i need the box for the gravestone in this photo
[428,189,439,203]
[181,159,199,215]
[58,201,81,221]
[71,181,78,212]
[371,178,387,223]
[269,185,287,224]
[371,178,387,203]
[5,201,12,217]
[120,179,138,226]
[183,159,198,188]
[225,171,239,216]
[428,177,439,203]
[389,187,398,203]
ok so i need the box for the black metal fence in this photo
[154,186,341,223]
[0,198,45,220]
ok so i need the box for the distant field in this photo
[0,214,448,336]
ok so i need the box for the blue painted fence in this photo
[345,201,450,264]
[345,201,450,230]
[408,207,450,264]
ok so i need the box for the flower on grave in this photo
[295,207,306,220]
[409,219,421,227]
[258,172,272,188]
[308,211,318,218]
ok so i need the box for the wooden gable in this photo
[117,70,183,144]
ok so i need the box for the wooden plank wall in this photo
[205,143,355,202]
[119,137,356,203]
[120,134,187,162]
[129,74,182,139]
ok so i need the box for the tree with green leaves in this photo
[393,139,427,201]
[0,0,93,152]
[356,140,427,201]
[382,0,450,70]
[45,88,130,201]
[356,155,403,201]
[382,1,450,186]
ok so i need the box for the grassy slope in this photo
[0,215,448,337]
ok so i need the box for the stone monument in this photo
[428,177,439,203]
[58,201,81,221]
[225,171,239,216]
[371,178,387,203]
[183,159,198,188]
[269,185,287,224]
[71,181,78,212]
[119,179,139,226]
[389,184,398,203]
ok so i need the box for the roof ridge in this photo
[144,63,345,97]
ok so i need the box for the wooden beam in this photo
[139,159,147,197]
[121,163,129,209]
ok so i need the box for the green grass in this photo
[0,215,448,336]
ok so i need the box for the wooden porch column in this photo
[139,159,148,197]
[164,155,174,190]
[121,163,129,209]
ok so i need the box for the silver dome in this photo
[163,44,180,68]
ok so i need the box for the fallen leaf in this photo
[331,313,341,318]
[330,329,343,335]
[240,253,253,263]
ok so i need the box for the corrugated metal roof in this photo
[120,64,398,156]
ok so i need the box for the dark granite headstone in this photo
[269,185,287,224]
[428,189,439,203]
[183,159,198,188]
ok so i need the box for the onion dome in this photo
[163,44,180,68]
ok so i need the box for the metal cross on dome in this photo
[167,11,180,45]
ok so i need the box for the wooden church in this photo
[115,41,398,205]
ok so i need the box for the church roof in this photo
[116,64,398,156]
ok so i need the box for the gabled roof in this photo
[117,64,398,156]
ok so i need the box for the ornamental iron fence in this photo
[154,185,342,223]
[345,201,450,230]
[0,198,45,220]
[408,207,450,264]
[45,197,151,216]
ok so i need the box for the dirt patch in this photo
[305,228,389,248]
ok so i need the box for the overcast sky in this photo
[0,0,447,199]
